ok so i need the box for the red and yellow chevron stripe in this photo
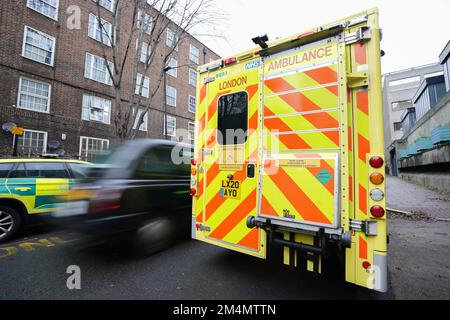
[263,65,340,152]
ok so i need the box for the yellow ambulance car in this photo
[0,158,90,242]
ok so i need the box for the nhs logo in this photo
[245,60,261,70]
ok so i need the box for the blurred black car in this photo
[53,139,192,254]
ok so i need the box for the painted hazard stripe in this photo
[359,236,368,259]
[355,43,367,65]
[303,67,339,95]
[237,228,259,250]
[209,189,257,240]
[267,167,332,225]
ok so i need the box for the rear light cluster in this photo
[190,158,198,197]
[89,189,123,214]
[368,156,385,218]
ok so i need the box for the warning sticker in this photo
[316,169,333,185]
[279,159,321,168]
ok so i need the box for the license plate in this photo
[52,200,89,218]
[220,180,241,199]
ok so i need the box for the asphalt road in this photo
[0,225,391,300]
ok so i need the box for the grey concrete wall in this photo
[399,172,450,194]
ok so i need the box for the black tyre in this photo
[0,206,22,243]
[131,217,176,256]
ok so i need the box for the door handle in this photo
[15,187,31,192]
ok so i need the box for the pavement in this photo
[386,176,450,300]
[386,176,450,219]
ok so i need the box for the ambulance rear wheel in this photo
[0,206,22,243]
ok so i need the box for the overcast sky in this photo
[198,0,450,74]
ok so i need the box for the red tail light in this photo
[369,156,384,169]
[89,189,123,214]
[191,158,197,166]
[362,261,371,270]
[370,205,385,218]
[190,188,197,197]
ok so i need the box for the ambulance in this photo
[190,8,387,292]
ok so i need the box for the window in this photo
[166,85,177,107]
[188,95,196,113]
[389,76,420,87]
[392,100,412,112]
[17,129,48,157]
[0,163,13,179]
[18,77,51,113]
[137,10,152,35]
[93,0,115,12]
[166,58,178,77]
[22,26,55,66]
[136,146,187,179]
[188,122,195,145]
[189,45,199,64]
[79,136,110,162]
[189,69,197,87]
[85,52,113,85]
[27,0,59,20]
[88,13,113,46]
[166,29,178,51]
[393,122,403,132]
[165,116,177,137]
[135,73,150,98]
[12,162,69,179]
[68,163,89,179]
[218,92,248,145]
[133,108,148,131]
[138,40,151,64]
[82,95,111,124]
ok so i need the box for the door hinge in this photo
[345,26,371,44]
[350,219,378,236]
[347,71,369,88]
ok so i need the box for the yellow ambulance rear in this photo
[190,8,388,292]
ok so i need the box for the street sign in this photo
[11,127,24,136]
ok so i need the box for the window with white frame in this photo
[166,58,177,77]
[17,129,48,157]
[18,77,51,113]
[82,94,111,124]
[137,40,151,64]
[93,0,115,12]
[166,29,178,51]
[137,10,152,35]
[188,95,196,113]
[165,115,177,137]
[27,0,59,20]
[188,122,195,144]
[22,26,55,66]
[166,85,177,107]
[79,136,110,162]
[135,73,150,98]
[85,52,113,85]
[133,108,148,131]
[88,13,113,46]
[189,45,199,64]
[189,69,197,87]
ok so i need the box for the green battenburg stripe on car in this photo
[34,195,60,210]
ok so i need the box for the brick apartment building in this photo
[0,0,220,161]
